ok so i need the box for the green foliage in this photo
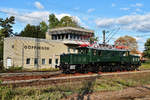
[48,14,80,29]
[139,60,150,70]
[0,40,3,60]
[38,68,59,72]
[115,35,138,54]
[7,66,23,71]
[0,82,13,100]
[40,21,48,35]
[0,66,24,72]
[19,24,45,38]
[59,16,79,27]
[143,38,150,58]
[0,16,15,37]
[0,16,15,61]
[94,78,136,91]
[1,73,150,100]
[89,36,98,44]
[48,14,59,29]
[19,21,48,39]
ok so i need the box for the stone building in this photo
[3,27,94,69]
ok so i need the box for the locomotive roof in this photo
[78,46,129,52]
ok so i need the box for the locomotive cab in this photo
[77,47,90,55]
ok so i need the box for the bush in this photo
[6,66,23,72]
[38,68,59,72]
[0,80,14,100]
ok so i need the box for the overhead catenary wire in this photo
[105,29,115,41]
[106,27,120,43]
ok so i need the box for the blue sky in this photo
[0,0,150,51]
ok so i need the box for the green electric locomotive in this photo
[59,46,141,73]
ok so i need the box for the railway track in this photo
[0,71,62,77]
[1,70,150,87]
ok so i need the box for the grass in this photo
[94,78,137,91]
[0,67,60,73]
[37,67,60,72]
[1,72,150,100]
[139,60,150,70]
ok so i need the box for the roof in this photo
[4,36,62,43]
[47,27,94,35]
[77,46,129,52]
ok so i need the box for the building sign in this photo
[24,45,49,50]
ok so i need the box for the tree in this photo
[48,14,59,29]
[114,35,138,54]
[48,14,80,29]
[40,21,48,35]
[143,38,150,58]
[0,16,15,61]
[19,24,45,38]
[89,37,98,44]
[0,16,15,37]
[0,29,3,60]
[59,16,79,27]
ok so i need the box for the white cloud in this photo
[74,7,80,10]
[95,13,150,33]
[87,8,95,13]
[0,8,84,27]
[55,13,71,20]
[131,3,143,7]
[120,8,130,11]
[112,3,116,7]
[136,8,142,12]
[0,8,49,25]
[34,1,44,9]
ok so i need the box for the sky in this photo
[0,0,150,51]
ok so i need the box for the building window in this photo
[49,58,52,64]
[70,34,72,39]
[34,58,38,65]
[77,35,80,40]
[42,58,45,65]
[26,58,30,64]
[55,59,58,64]
[66,34,68,39]
[12,45,14,48]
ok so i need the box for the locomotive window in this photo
[68,48,70,53]
[123,52,128,56]
[111,52,115,56]
[98,51,101,56]
[78,48,88,54]
[93,50,97,55]
[73,48,76,52]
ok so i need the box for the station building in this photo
[3,27,94,69]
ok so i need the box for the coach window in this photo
[49,58,52,64]
[42,58,45,65]
[26,58,30,64]
[55,59,58,64]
